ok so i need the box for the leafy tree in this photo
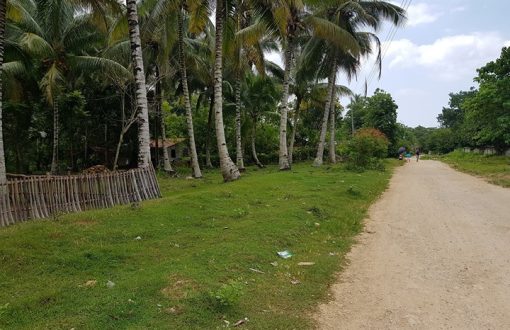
[344,94,367,135]
[344,128,389,171]
[427,128,456,154]
[394,123,417,152]
[463,47,510,152]
[363,88,398,153]
[437,88,476,129]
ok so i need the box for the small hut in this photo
[150,138,188,163]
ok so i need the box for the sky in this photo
[267,0,510,128]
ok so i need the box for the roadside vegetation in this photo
[396,47,510,156]
[0,162,395,329]
[436,150,510,188]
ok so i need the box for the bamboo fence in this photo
[0,165,161,227]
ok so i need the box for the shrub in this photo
[208,279,244,310]
[344,128,389,171]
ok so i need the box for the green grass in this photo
[437,150,510,187]
[0,162,396,329]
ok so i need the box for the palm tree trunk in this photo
[50,102,59,174]
[251,118,264,168]
[159,89,174,174]
[205,92,214,168]
[126,0,151,168]
[178,4,202,178]
[234,75,245,171]
[213,0,240,182]
[0,0,6,186]
[288,95,302,165]
[0,0,9,224]
[328,78,337,164]
[114,91,125,170]
[313,60,336,167]
[278,42,293,170]
[113,127,128,171]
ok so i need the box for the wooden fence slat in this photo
[0,184,12,226]
[35,178,48,219]
[28,178,40,220]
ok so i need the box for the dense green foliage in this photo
[342,89,400,156]
[0,0,406,176]
[343,128,389,171]
[363,89,398,150]
[433,47,510,154]
[0,163,395,328]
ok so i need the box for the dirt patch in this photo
[161,276,200,300]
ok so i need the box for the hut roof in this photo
[149,138,186,148]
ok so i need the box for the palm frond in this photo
[305,16,360,56]
[69,55,133,82]
[39,62,64,105]
[19,32,55,58]
[2,61,30,77]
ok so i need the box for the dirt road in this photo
[316,160,510,329]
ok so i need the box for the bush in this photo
[344,128,389,171]
[208,279,244,310]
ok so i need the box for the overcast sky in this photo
[267,0,510,128]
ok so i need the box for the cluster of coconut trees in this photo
[0,0,406,184]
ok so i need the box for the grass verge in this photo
[0,162,395,329]
[436,150,510,187]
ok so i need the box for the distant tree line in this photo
[430,47,510,154]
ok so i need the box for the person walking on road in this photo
[416,148,421,162]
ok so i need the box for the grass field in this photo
[0,162,395,329]
[437,150,510,187]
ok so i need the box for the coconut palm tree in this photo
[328,83,339,163]
[288,59,316,165]
[126,0,151,168]
[6,0,130,174]
[0,0,121,179]
[175,0,204,177]
[241,73,280,168]
[240,0,361,170]
[312,1,406,166]
[225,0,279,171]
[0,0,9,220]
[143,0,213,177]
[213,0,240,181]
[0,0,6,186]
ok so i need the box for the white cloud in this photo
[384,32,510,81]
[406,3,443,27]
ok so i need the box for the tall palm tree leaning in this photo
[244,0,361,170]
[233,2,246,172]
[313,1,406,166]
[0,0,7,197]
[177,0,202,178]
[126,0,151,167]
[328,80,338,163]
[213,0,240,181]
